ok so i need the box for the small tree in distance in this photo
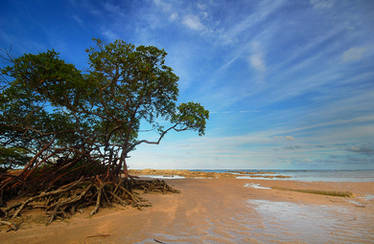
[0,39,209,225]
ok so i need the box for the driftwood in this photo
[154,238,167,244]
[86,233,111,238]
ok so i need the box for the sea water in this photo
[192,169,374,182]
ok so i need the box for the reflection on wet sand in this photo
[139,181,374,244]
[141,199,374,244]
[244,183,271,190]
[247,199,374,243]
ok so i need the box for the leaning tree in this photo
[0,39,208,228]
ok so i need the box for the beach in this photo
[1,174,374,243]
[3,0,374,242]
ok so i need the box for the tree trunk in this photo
[118,150,128,178]
[123,158,128,178]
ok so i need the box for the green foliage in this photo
[0,147,30,171]
[85,39,181,145]
[0,39,209,174]
[174,102,209,136]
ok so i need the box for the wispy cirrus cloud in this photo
[169,12,178,21]
[103,1,125,17]
[347,145,374,155]
[310,0,335,9]
[248,41,266,72]
[342,46,367,62]
[153,0,172,12]
[72,15,83,26]
[182,15,206,31]
[101,30,119,41]
[3,0,374,169]
[220,0,286,44]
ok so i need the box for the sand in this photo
[1,178,373,243]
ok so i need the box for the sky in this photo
[1,0,374,170]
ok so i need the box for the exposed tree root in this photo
[0,177,179,231]
[0,220,18,232]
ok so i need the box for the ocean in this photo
[192,169,374,182]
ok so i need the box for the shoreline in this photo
[1,176,373,243]
[129,168,374,182]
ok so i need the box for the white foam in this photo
[244,183,271,190]
[347,199,365,207]
[361,194,374,201]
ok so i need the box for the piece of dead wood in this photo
[154,238,167,244]
[86,233,111,238]
[90,185,102,216]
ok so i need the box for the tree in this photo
[0,39,208,226]
[83,39,209,178]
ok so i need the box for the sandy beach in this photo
[1,176,373,243]
[2,0,374,242]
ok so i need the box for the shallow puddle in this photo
[139,199,374,243]
[246,199,374,243]
[244,183,271,190]
[361,194,374,201]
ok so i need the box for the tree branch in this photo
[127,124,187,153]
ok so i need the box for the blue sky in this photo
[1,0,374,169]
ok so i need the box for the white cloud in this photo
[278,115,374,136]
[248,42,266,72]
[128,112,374,169]
[342,46,366,62]
[249,54,266,72]
[197,3,206,10]
[221,0,286,44]
[103,2,125,17]
[273,136,295,141]
[72,15,83,26]
[65,0,374,170]
[153,0,171,12]
[182,15,205,31]
[169,12,178,21]
[102,30,119,41]
[285,136,295,141]
[310,0,335,9]
[272,27,345,73]
[347,145,374,155]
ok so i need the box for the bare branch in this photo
[127,124,187,153]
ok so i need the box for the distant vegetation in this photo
[0,39,208,229]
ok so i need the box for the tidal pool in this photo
[246,199,374,243]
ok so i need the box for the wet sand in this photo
[1,178,373,243]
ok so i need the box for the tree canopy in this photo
[0,38,209,183]
[0,40,208,226]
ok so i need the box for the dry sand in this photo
[1,177,373,243]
